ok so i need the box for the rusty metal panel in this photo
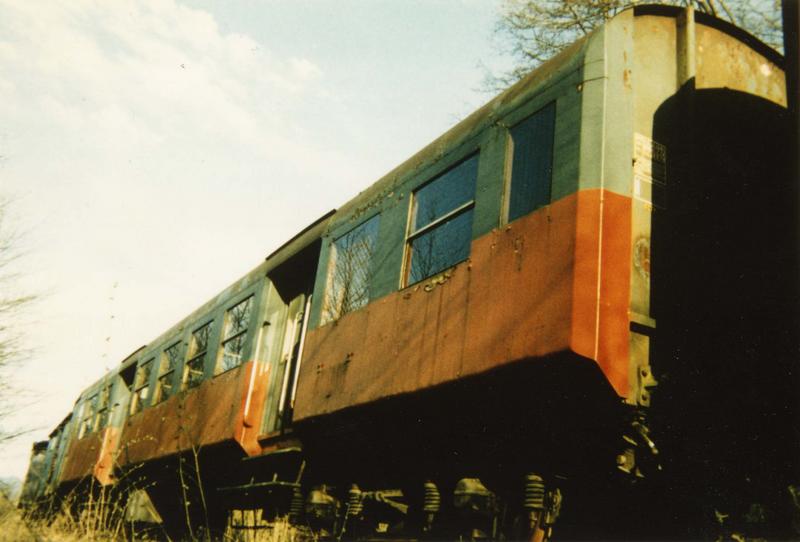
[463,198,575,374]
[93,427,120,485]
[430,268,470,386]
[295,191,639,421]
[596,191,633,396]
[295,188,636,422]
[695,24,786,106]
[394,264,470,391]
[570,190,601,362]
[118,360,254,465]
[58,428,108,485]
[569,189,632,398]
[234,360,270,456]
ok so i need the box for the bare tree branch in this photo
[485,0,783,91]
[0,197,36,446]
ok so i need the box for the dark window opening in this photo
[508,102,556,223]
[120,364,136,391]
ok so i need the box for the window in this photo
[405,155,479,285]
[154,343,181,403]
[183,322,211,389]
[78,396,95,439]
[507,102,556,222]
[217,296,253,374]
[93,385,111,431]
[130,358,153,415]
[321,215,380,324]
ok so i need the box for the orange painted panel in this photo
[463,196,576,375]
[570,191,602,360]
[59,429,107,485]
[569,190,632,397]
[597,192,632,396]
[431,267,470,386]
[118,360,269,465]
[295,191,636,421]
[93,426,120,485]
[233,360,270,456]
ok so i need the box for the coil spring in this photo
[423,481,441,513]
[289,486,303,523]
[347,485,363,517]
[523,474,545,511]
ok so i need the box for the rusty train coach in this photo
[20,6,797,540]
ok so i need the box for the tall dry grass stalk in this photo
[5,491,313,541]
[225,514,311,542]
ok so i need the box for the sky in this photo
[0,0,512,481]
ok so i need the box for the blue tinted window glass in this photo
[508,103,556,222]
[411,155,478,232]
[408,209,473,285]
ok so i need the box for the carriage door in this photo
[274,292,311,431]
[261,238,321,435]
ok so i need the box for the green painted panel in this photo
[308,239,332,329]
[308,33,595,330]
[552,82,583,201]
[471,126,505,238]
[603,9,635,196]
[578,25,608,191]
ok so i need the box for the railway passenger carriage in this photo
[21,6,797,540]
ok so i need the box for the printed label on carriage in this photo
[633,133,667,209]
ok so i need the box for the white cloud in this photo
[0,0,502,482]
[0,0,329,158]
[0,0,360,480]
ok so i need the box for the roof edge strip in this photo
[112,211,335,366]
[265,209,336,262]
[332,34,590,221]
[119,345,147,368]
[632,4,784,67]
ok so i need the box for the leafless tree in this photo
[321,221,378,323]
[488,0,783,90]
[0,198,35,445]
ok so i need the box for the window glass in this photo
[406,155,478,285]
[93,385,111,431]
[411,163,476,232]
[78,396,96,439]
[74,403,84,437]
[217,296,253,373]
[183,322,211,390]
[322,215,380,324]
[130,358,153,414]
[155,343,180,403]
[408,209,474,283]
[508,102,556,222]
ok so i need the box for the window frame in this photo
[154,342,181,404]
[130,357,154,415]
[503,101,557,225]
[321,214,381,325]
[93,384,111,432]
[183,321,212,390]
[77,395,96,439]
[402,153,479,287]
[216,295,255,375]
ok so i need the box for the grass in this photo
[1,491,313,542]
[0,487,151,541]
